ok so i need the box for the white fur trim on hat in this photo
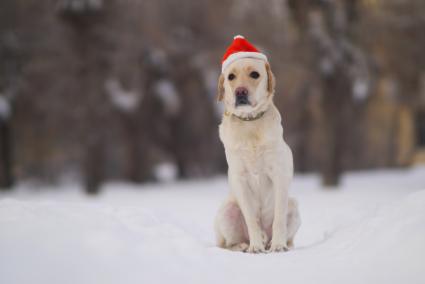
[222,51,268,73]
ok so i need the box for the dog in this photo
[214,36,301,253]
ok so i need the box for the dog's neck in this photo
[230,111,266,122]
[225,102,271,123]
[220,103,283,147]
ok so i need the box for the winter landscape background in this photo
[1,0,425,283]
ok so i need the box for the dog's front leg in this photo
[269,174,291,252]
[229,173,266,253]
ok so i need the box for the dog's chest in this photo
[222,121,278,188]
[221,118,275,149]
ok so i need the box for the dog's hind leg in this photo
[286,197,301,249]
[214,199,249,251]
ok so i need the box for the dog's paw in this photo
[269,242,289,252]
[269,238,289,253]
[247,235,267,253]
[247,243,266,253]
[246,230,269,253]
[229,243,249,252]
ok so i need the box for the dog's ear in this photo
[217,73,225,101]
[265,63,276,95]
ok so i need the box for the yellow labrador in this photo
[214,58,301,253]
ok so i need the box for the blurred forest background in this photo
[1,0,425,193]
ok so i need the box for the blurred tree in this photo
[58,0,108,194]
[0,0,25,189]
[306,0,369,186]
[0,94,14,189]
[0,0,424,192]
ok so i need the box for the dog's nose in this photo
[235,87,249,106]
[235,87,248,97]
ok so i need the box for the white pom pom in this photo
[234,35,244,39]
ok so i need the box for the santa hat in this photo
[221,35,268,73]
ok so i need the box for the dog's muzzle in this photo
[235,87,250,107]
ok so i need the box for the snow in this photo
[319,57,335,75]
[1,167,425,284]
[153,162,178,183]
[105,79,141,113]
[352,78,369,101]
[202,67,224,118]
[153,79,181,116]
[58,0,103,12]
[0,95,11,120]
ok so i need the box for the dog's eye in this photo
[228,73,236,81]
[250,71,260,79]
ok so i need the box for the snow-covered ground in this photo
[1,167,425,284]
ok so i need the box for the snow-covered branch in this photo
[153,79,181,116]
[57,0,103,13]
[105,79,142,113]
[0,95,12,121]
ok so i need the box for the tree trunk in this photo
[83,139,104,194]
[0,119,14,189]
[321,68,352,187]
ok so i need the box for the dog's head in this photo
[217,58,275,118]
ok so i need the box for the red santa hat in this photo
[221,35,268,73]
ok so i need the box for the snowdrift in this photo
[1,168,424,284]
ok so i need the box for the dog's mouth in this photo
[235,94,250,107]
